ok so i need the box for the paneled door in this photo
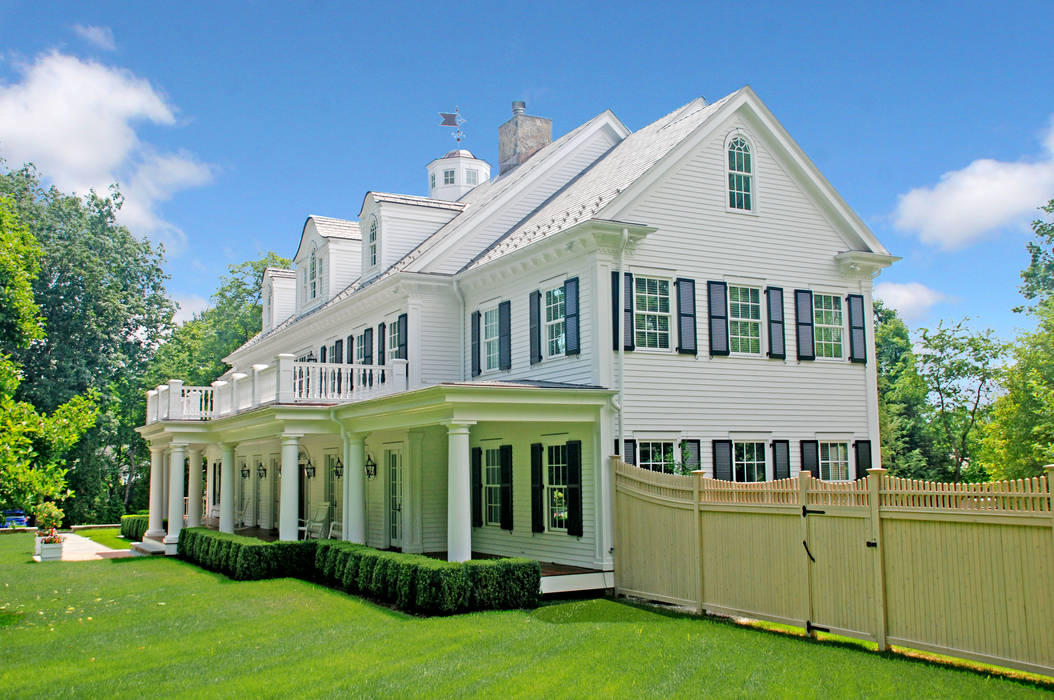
[386,447,403,548]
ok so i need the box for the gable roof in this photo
[358,192,467,217]
[292,215,361,262]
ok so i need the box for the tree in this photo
[915,320,1006,481]
[1018,199,1054,310]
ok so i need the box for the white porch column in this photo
[146,446,166,539]
[444,420,475,562]
[344,433,366,544]
[186,447,203,528]
[279,434,301,541]
[219,443,236,533]
[164,443,187,552]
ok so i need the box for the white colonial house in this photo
[138,89,896,592]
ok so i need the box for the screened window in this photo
[483,308,500,371]
[545,286,566,357]
[733,442,766,482]
[368,218,378,267]
[443,169,455,185]
[546,444,568,531]
[466,169,479,186]
[814,294,844,358]
[819,442,850,481]
[728,136,753,210]
[639,441,675,473]
[484,448,501,526]
[729,285,761,354]
[634,277,671,349]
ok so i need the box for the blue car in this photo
[2,509,29,528]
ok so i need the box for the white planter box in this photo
[39,542,62,562]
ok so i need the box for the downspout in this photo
[616,228,629,455]
[453,277,466,381]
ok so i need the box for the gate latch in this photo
[806,620,830,634]
[865,540,878,548]
[801,506,826,517]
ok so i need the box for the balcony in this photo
[145,354,409,424]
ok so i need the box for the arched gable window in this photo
[309,247,318,299]
[727,135,754,211]
[368,216,378,267]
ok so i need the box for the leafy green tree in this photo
[1018,199,1054,310]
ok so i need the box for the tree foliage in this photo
[1018,199,1054,310]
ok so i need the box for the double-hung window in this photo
[466,169,479,186]
[814,294,843,358]
[443,169,455,185]
[388,320,399,361]
[544,286,566,357]
[367,218,378,268]
[728,285,761,354]
[484,448,501,526]
[639,441,675,473]
[309,250,318,299]
[733,442,766,482]
[634,277,671,349]
[819,442,850,481]
[546,444,568,531]
[483,307,500,371]
[728,135,753,211]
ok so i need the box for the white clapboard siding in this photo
[375,202,460,274]
[327,238,361,296]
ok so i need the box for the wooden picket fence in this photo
[613,458,1054,676]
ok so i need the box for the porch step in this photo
[131,539,166,557]
[540,571,614,595]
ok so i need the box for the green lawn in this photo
[0,533,1047,698]
[75,527,133,550]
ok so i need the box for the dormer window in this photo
[309,249,318,299]
[368,216,378,268]
[443,169,455,185]
[727,135,753,211]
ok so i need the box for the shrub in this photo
[119,514,166,542]
[464,558,540,610]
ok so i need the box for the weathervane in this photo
[439,107,466,145]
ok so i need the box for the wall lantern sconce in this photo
[304,458,316,479]
[240,465,250,479]
[334,458,344,479]
[364,455,377,479]
[305,350,316,363]
[256,463,267,479]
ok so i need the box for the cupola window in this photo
[443,169,455,185]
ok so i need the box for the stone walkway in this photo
[35,532,135,562]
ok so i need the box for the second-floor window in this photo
[368,217,378,268]
[814,294,843,358]
[639,441,675,473]
[545,286,565,357]
[483,307,500,371]
[819,442,850,481]
[733,441,766,482]
[388,320,399,361]
[728,285,761,354]
[634,277,671,350]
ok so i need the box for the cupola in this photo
[427,148,490,201]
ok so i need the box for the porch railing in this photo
[146,355,408,423]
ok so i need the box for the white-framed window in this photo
[544,286,566,357]
[819,442,850,481]
[728,285,762,354]
[484,447,501,526]
[483,307,500,371]
[443,169,455,185]
[639,441,675,473]
[309,249,318,299]
[430,172,436,189]
[733,441,766,482]
[814,294,844,358]
[388,319,399,360]
[367,217,378,268]
[546,443,568,531]
[355,332,366,364]
[466,169,479,186]
[634,276,671,350]
[727,135,753,211]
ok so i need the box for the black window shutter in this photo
[377,323,385,365]
[363,327,373,365]
[530,443,544,533]
[529,290,542,364]
[498,300,512,370]
[471,447,483,527]
[346,335,354,363]
[712,440,733,481]
[676,278,697,355]
[499,444,513,531]
[320,345,327,363]
[623,272,635,350]
[566,440,583,537]
[623,439,637,465]
[470,310,481,377]
[766,287,786,359]
[564,277,580,355]
[795,290,815,361]
[397,313,408,360]
[847,294,867,364]
[682,439,701,470]
[801,440,820,478]
[611,270,620,351]
[772,440,791,480]
[707,281,729,356]
[854,440,872,480]
[334,339,343,365]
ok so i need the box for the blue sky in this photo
[1,1,1052,339]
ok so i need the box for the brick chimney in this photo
[498,101,552,175]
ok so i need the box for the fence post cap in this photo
[867,467,888,476]
[691,469,705,477]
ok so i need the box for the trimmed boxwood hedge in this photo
[120,514,151,542]
[177,529,540,614]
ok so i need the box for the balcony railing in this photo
[145,354,408,424]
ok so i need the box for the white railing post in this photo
[277,354,295,403]
[157,385,169,420]
[230,373,248,410]
[391,359,409,393]
[146,389,157,423]
[167,379,184,420]
[252,364,268,407]
[211,380,227,416]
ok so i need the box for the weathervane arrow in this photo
[439,107,466,144]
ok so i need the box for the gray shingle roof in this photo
[309,215,361,240]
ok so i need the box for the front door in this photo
[386,447,402,548]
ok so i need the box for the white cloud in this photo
[893,117,1054,250]
[173,294,210,324]
[72,25,116,51]
[0,51,214,254]
[874,282,948,323]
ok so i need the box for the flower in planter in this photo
[33,502,65,544]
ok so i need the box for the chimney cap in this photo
[511,101,526,116]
